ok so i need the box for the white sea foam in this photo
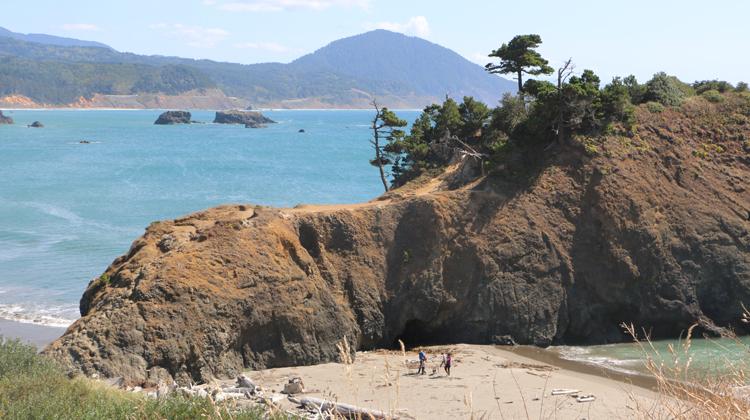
[554,345,643,376]
[0,303,77,328]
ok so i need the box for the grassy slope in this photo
[0,338,274,420]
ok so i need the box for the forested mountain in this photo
[0,27,110,49]
[0,27,514,108]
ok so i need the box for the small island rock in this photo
[214,110,275,126]
[28,121,44,128]
[0,111,13,125]
[155,111,192,125]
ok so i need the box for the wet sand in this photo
[0,318,66,349]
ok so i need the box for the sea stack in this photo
[214,110,275,127]
[154,111,192,125]
[28,121,44,128]
[0,111,13,125]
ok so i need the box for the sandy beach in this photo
[242,344,659,419]
[0,319,65,349]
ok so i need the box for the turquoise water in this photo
[0,109,419,327]
[556,336,750,380]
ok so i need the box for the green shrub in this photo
[737,82,749,93]
[693,80,734,94]
[701,89,724,103]
[644,72,692,106]
[645,101,665,113]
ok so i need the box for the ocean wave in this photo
[0,303,77,328]
[554,345,644,376]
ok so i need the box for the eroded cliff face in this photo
[45,101,750,385]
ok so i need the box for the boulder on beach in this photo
[154,111,192,125]
[214,110,275,126]
[0,110,13,125]
[28,121,44,128]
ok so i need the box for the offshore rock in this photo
[214,110,275,126]
[0,110,13,124]
[154,111,192,125]
[45,101,750,385]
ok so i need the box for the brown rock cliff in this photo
[45,99,750,385]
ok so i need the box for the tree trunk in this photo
[517,70,524,94]
[371,109,389,192]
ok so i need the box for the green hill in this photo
[0,28,515,108]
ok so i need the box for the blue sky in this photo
[2,0,749,84]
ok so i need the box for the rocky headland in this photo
[0,110,13,124]
[214,110,275,127]
[45,100,750,386]
[154,111,192,125]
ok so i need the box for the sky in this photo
[2,0,749,84]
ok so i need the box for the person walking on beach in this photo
[417,350,427,375]
[440,353,452,376]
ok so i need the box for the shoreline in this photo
[0,318,66,349]
[508,345,658,391]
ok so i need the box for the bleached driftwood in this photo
[221,387,256,394]
[237,375,256,390]
[214,392,247,402]
[291,396,391,419]
[551,389,580,396]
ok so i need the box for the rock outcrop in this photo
[155,111,192,125]
[0,110,13,124]
[214,110,275,127]
[45,100,750,386]
[28,121,44,128]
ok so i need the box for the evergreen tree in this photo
[370,101,407,192]
[485,35,553,95]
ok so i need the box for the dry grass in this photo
[622,322,750,419]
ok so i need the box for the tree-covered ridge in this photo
[0,30,515,107]
[376,35,749,188]
[0,56,215,104]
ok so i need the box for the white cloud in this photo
[234,41,290,52]
[367,16,430,38]
[209,0,370,12]
[149,23,229,48]
[61,23,100,32]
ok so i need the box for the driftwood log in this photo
[291,396,391,419]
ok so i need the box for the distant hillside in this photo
[291,30,512,105]
[0,28,514,108]
[0,26,110,49]
[0,56,216,104]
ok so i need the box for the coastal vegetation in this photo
[375,34,749,188]
[0,337,272,419]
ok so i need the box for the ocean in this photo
[554,335,750,381]
[0,109,419,327]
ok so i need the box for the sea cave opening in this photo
[393,319,453,349]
